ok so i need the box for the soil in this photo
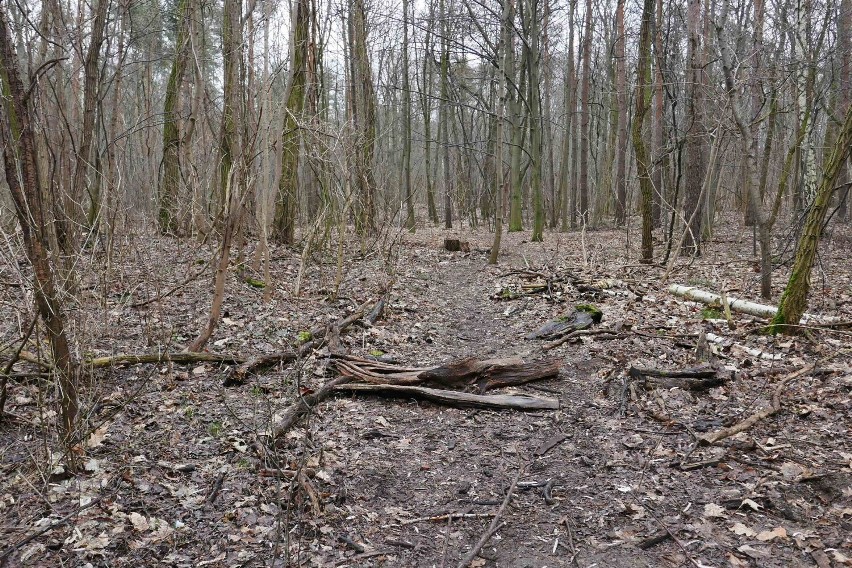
[1,221,851,568]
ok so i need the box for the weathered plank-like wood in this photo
[335,383,559,410]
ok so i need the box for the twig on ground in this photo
[400,512,495,525]
[456,464,524,568]
[699,363,816,445]
[0,477,121,567]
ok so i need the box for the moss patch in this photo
[575,304,603,323]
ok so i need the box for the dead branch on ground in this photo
[456,464,524,568]
[699,363,815,445]
[335,383,559,410]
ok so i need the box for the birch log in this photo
[668,285,777,318]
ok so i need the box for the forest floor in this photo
[1,218,851,568]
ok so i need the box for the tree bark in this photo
[613,0,628,226]
[274,0,310,243]
[838,0,851,220]
[348,0,377,233]
[159,0,191,234]
[681,0,706,255]
[526,0,544,241]
[0,4,79,444]
[402,0,415,231]
[770,103,852,332]
[578,0,593,224]
[632,0,655,262]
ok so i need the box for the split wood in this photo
[335,383,558,410]
[333,355,561,392]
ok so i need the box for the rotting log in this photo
[334,355,561,393]
[444,238,470,252]
[629,365,724,391]
[334,383,559,410]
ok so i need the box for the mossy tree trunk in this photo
[770,102,852,332]
[274,0,310,244]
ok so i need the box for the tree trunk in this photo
[614,0,628,226]
[0,4,79,445]
[681,0,705,255]
[633,0,655,262]
[348,0,377,233]
[651,0,664,228]
[770,100,852,330]
[838,0,851,220]
[558,0,576,232]
[526,0,544,241]
[402,0,415,231]
[159,0,191,234]
[578,0,593,224]
[274,0,310,243]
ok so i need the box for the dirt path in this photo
[306,246,659,567]
[2,227,850,568]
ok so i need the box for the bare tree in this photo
[578,0,593,224]
[159,0,193,234]
[274,0,311,244]
[0,4,79,445]
[681,0,706,255]
[632,0,655,262]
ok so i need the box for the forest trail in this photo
[2,227,850,567]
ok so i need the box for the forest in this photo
[0,0,851,565]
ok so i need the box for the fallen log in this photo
[668,284,835,325]
[334,383,559,410]
[87,352,244,368]
[629,365,724,391]
[668,284,777,318]
[333,355,561,392]
[629,365,717,379]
